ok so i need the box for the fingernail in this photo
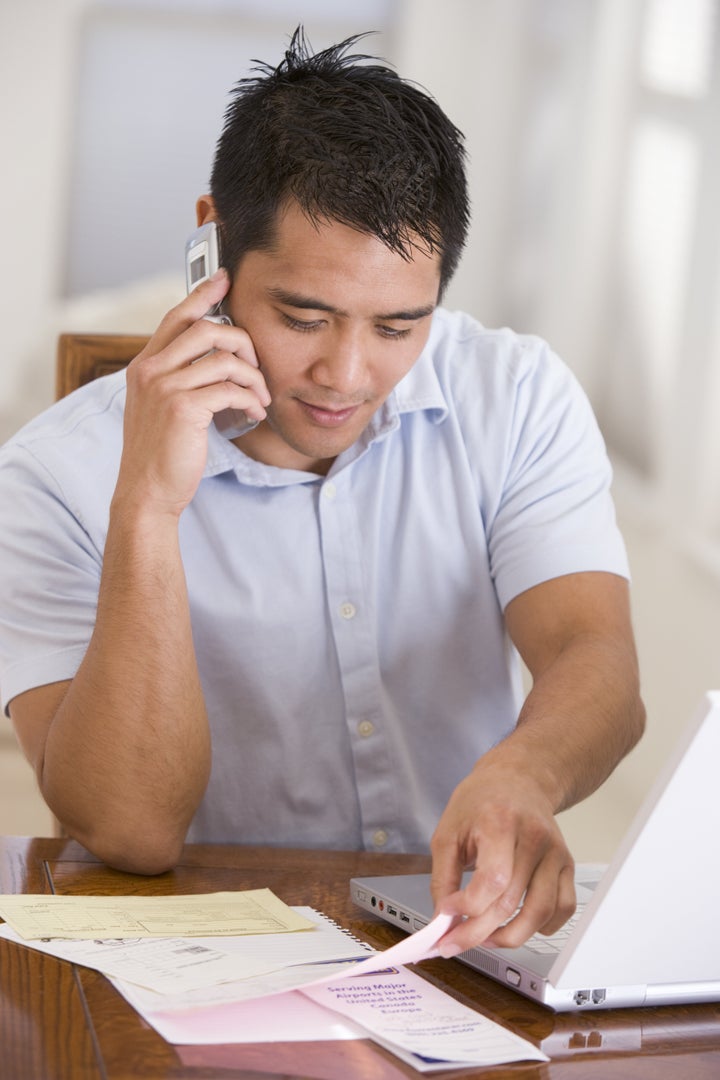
[437,941,464,959]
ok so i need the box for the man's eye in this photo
[377,325,412,340]
[280,312,323,332]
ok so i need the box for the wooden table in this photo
[1,836,718,1079]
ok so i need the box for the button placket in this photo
[317,473,400,850]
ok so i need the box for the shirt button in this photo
[340,602,356,620]
[322,482,337,500]
[373,829,388,848]
[357,719,375,738]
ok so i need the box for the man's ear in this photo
[196,194,217,226]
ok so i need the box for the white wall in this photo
[0,0,93,429]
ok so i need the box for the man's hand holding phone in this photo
[115,270,271,521]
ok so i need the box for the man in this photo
[0,29,644,956]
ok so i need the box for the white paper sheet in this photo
[103,911,454,1010]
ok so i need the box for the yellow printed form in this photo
[0,889,315,939]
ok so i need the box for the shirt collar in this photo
[393,336,449,422]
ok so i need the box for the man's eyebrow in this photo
[267,287,435,322]
[377,303,437,321]
[267,287,341,313]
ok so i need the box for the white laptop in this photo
[351,691,720,1012]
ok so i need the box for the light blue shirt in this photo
[0,309,628,853]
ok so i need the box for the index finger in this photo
[431,818,519,915]
[432,868,523,959]
[139,269,232,360]
[431,854,518,957]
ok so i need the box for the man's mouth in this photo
[296,399,364,427]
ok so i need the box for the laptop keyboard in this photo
[521,904,586,955]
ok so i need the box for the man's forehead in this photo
[231,207,440,314]
[267,200,441,268]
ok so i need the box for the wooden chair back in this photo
[56,333,149,399]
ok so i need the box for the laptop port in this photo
[399,911,410,923]
[573,989,591,1006]
[569,1031,603,1049]
[591,988,606,1005]
[387,906,397,917]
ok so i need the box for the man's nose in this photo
[309,327,368,395]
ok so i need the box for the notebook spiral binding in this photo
[310,909,375,953]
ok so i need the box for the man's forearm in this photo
[501,571,645,813]
[40,505,211,873]
[501,630,646,815]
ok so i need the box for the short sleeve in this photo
[0,446,103,714]
[460,335,629,610]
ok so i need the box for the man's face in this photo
[223,201,441,474]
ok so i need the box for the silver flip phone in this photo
[185,222,232,325]
[184,222,258,437]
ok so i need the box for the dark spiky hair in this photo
[210,27,470,295]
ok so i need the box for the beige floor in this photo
[1,513,718,858]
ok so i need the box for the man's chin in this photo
[246,412,367,471]
[284,429,361,464]
[271,409,370,456]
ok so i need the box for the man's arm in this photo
[430,570,645,953]
[9,272,270,874]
